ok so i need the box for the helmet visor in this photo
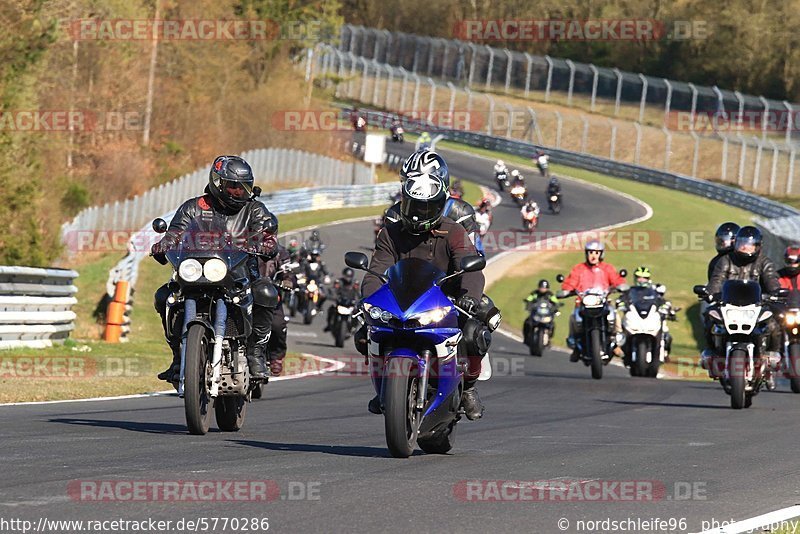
[735,236,758,256]
[222,179,252,199]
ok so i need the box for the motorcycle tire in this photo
[184,324,213,435]
[384,358,420,458]
[215,396,247,432]
[729,348,747,409]
[590,329,603,380]
[634,338,649,378]
[334,318,347,348]
[789,343,800,394]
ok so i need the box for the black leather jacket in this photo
[155,187,277,255]
[707,252,781,296]
[362,217,484,300]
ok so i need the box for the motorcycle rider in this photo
[777,245,800,291]
[450,179,465,199]
[417,131,432,149]
[324,267,360,333]
[561,240,627,362]
[547,176,561,197]
[708,222,740,281]
[304,229,324,253]
[523,280,559,340]
[520,198,540,225]
[494,159,508,177]
[510,169,524,187]
[616,266,675,356]
[385,148,484,255]
[359,170,496,421]
[304,246,329,311]
[152,155,278,382]
[704,226,782,370]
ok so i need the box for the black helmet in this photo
[342,267,354,284]
[208,155,254,212]
[399,173,448,234]
[714,222,740,254]
[399,149,449,187]
[537,279,550,290]
[733,226,762,261]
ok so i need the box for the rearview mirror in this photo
[460,255,486,273]
[619,269,627,277]
[152,218,167,234]
[345,251,370,271]
[693,285,708,297]
[556,274,564,283]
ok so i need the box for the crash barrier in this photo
[61,148,375,246]
[0,266,79,349]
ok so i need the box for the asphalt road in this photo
[2,148,799,534]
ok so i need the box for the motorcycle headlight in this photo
[203,258,227,282]
[550,195,558,202]
[178,259,203,282]
[582,294,603,307]
[409,306,452,326]
[308,281,318,291]
[786,312,799,326]
[723,307,757,324]
[337,305,354,315]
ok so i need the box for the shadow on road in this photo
[597,399,728,410]
[230,439,422,458]
[50,417,189,434]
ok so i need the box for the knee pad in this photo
[463,318,491,358]
[252,279,279,308]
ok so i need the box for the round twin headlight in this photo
[203,258,227,282]
[178,259,202,282]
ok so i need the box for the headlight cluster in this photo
[582,294,603,307]
[363,302,394,323]
[178,258,228,282]
[723,308,757,324]
[409,306,452,326]
[786,312,800,326]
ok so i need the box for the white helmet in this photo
[496,159,504,166]
[511,169,519,178]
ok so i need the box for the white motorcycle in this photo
[619,285,675,378]
[536,154,550,177]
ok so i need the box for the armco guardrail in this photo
[0,267,79,349]
[62,148,374,245]
[343,107,800,220]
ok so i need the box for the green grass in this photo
[445,141,754,378]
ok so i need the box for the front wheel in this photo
[590,329,603,380]
[788,343,800,394]
[184,324,213,435]
[303,301,314,325]
[383,358,420,458]
[729,348,748,409]
[530,329,545,357]
[634,338,650,378]
[215,396,247,431]
[334,317,346,348]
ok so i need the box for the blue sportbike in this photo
[345,252,486,458]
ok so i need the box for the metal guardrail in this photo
[106,182,401,296]
[343,106,800,220]
[61,148,375,245]
[0,266,79,349]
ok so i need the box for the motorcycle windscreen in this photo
[167,219,250,271]
[628,287,658,310]
[387,258,446,311]
[721,279,761,306]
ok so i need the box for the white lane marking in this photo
[288,331,319,338]
[693,505,800,534]
[0,354,345,407]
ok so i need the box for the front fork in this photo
[178,299,196,397]
[209,298,226,397]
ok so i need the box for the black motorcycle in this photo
[523,298,561,356]
[331,293,359,348]
[548,191,562,214]
[557,272,628,379]
[152,218,261,434]
[390,124,404,143]
[495,170,510,191]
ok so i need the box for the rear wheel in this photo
[729,348,747,409]
[215,396,246,431]
[184,324,213,435]
[590,329,603,380]
[789,343,800,394]
[384,358,420,458]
